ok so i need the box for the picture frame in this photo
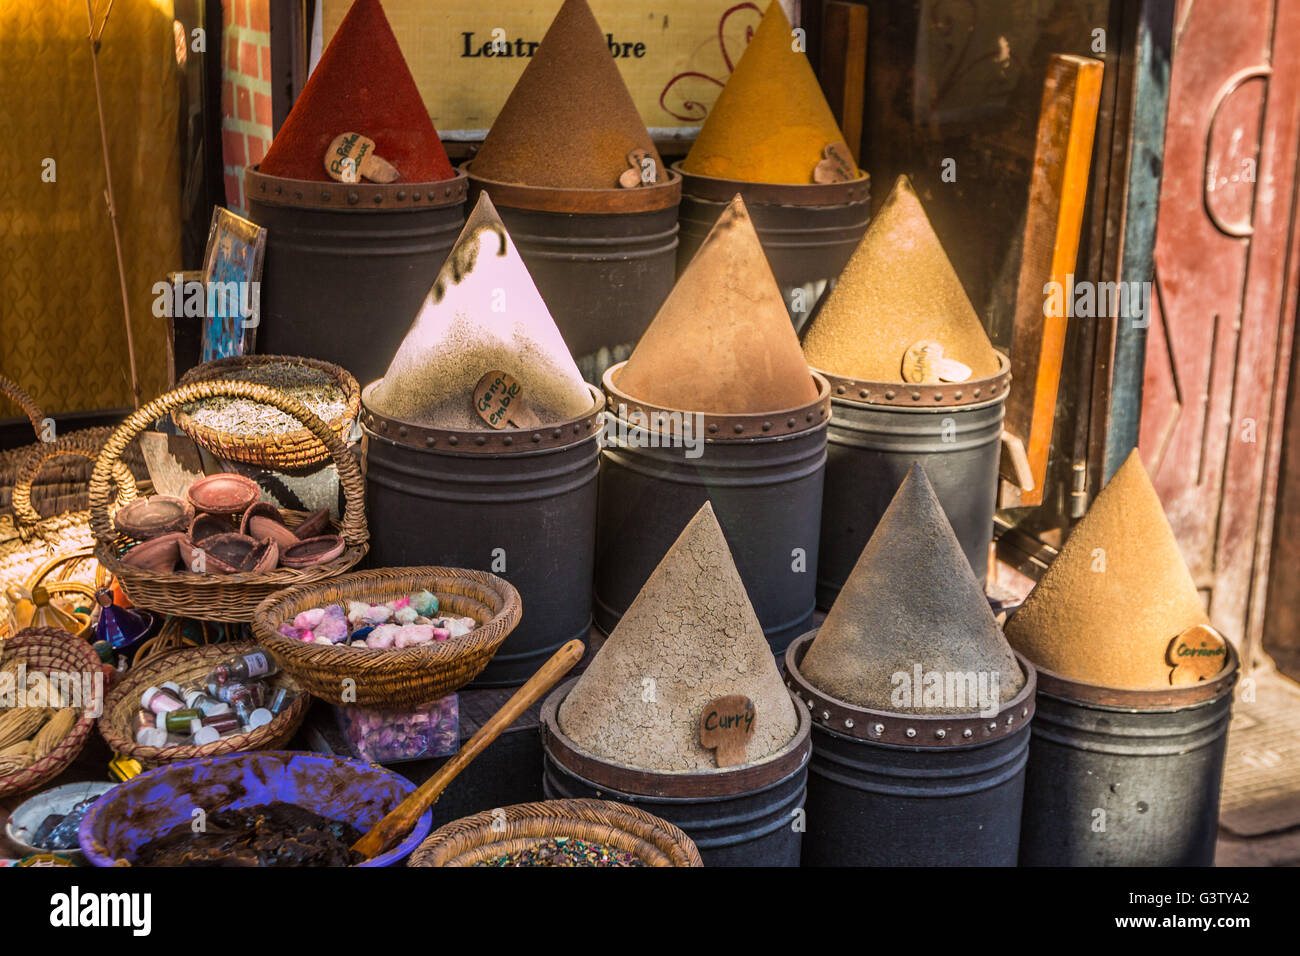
[199,206,267,363]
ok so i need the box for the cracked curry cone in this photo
[801,175,1000,383]
[368,192,591,429]
[801,462,1023,713]
[682,1,856,185]
[259,0,454,183]
[1006,450,1213,689]
[558,502,799,771]
[470,0,662,190]
[613,195,818,414]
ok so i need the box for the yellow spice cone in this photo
[614,194,818,414]
[801,175,1001,382]
[1005,449,1214,689]
[801,462,1024,712]
[683,1,857,184]
[558,502,799,771]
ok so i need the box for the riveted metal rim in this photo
[465,163,681,214]
[540,678,812,798]
[361,382,604,454]
[245,166,469,211]
[1031,641,1240,711]
[813,350,1012,409]
[784,631,1038,747]
[602,363,832,441]
[671,161,871,207]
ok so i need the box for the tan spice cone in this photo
[1005,449,1214,689]
[801,462,1024,712]
[800,175,1000,383]
[558,501,799,771]
[613,194,818,414]
[470,0,663,190]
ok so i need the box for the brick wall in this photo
[221,0,272,213]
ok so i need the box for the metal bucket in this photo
[360,383,603,686]
[785,632,1036,866]
[594,365,831,655]
[1018,645,1239,867]
[815,355,1011,608]
[245,167,469,386]
[466,166,681,384]
[540,678,812,867]
[672,163,871,332]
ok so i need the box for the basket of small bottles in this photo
[99,643,308,767]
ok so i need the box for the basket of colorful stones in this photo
[173,355,360,470]
[251,566,522,709]
[99,642,309,767]
[89,380,368,622]
[409,799,703,867]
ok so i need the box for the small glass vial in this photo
[141,686,185,715]
[210,650,278,684]
[183,688,231,717]
[156,708,202,733]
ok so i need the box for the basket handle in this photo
[0,374,47,439]
[88,380,369,550]
[13,443,137,530]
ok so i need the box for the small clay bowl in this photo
[113,495,195,540]
[280,535,346,569]
[291,507,332,540]
[190,512,236,544]
[120,531,186,573]
[239,538,280,574]
[182,533,251,574]
[240,502,300,550]
[187,473,260,516]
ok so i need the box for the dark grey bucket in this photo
[245,168,468,387]
[466,167,680,385]
[815,355,1011,609]
[1018,645,1239,867]
[540,678,812,867]
[360,384,603,686]
[593,365,831,655]
[785,631,1035,866]
[672,163,870,332]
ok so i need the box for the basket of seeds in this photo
[172,355,359,470]
[89,380,368,622]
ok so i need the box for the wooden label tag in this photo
[325,132,399,184]
[699,695,756,768]
[619,149,658,188]
[902,340,973,385]
[1168,624,1228,685]
[474,371,543,430]
[813,141,856,184]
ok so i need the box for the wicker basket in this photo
[251,567,522,708]
[0,627,103,799]
[90,380,369,622]
[410,799,703,867]
[99,641,310,767]
[173,355,360,470]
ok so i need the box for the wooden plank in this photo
[1000,54,1103,507]
[819,1,869,163]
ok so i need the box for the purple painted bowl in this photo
[78,751,430,867]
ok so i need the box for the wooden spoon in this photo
[351,638,585,861]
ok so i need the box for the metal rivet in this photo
[321,191,330,201]
[552,429,562,439]
[475,436,486,446]
[1022,708,1028,717]
[448,436,458,446]
[962,729,973,739]
[762,422,772,432]
[275,186,282,195]
[805,699,814,710]
[708,423,718,434]
[806,412,814,421]
[379,421,387,432]
[885,391,896,400]
[935,729,946,739]
[397,426,408,438]
[954,392,963,400]
[845,718,854,729]
[859,390,868,399]
[425,436,436,447]
[973,389,981,397]
[445,186,452,196]
[413,192,422,200]
[911,392,921,401]
[787,417,796,427]
[733,423,743,434]
[934,393,943,401]
[988,723,997,732]
[873,723,884,735]
[294,191,303,199]
[532,433,542,442]
[348,191,359,204]
[373,194,383,203]
[397,190,406,200]
[821,710,830,721]
[503,436,513,446]
[905,728,917,738]
[835,386,845,395]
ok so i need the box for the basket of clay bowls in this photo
[99,641,309,768]
[173,355,360,470]
[410,799,703,867]
[0,628,104,799]
[251,567,522,709]
[89,380,368,622]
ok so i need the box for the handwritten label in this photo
[902,340,973,385]
[699,694,756,768]
[813,141,856,184]
[473,371,542,430]
[325,132,399,185]
[1168,624,1228,685]
[619,149,658,189]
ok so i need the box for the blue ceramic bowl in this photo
[79,751,429,867]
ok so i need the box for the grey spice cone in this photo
[801,462,1024,713]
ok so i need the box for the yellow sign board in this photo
[321,1,783,138]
